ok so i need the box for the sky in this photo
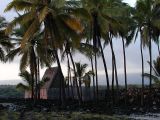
[0,0,158,85]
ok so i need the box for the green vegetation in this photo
[0,85,23,98]
[144,57,160,87]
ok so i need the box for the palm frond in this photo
[143,73,159,80]
[16,83,29,91]
[6,47,21,62]
[20,52,29,72]
[62,15,83,33]
[38,6,50,23]
[19,70,32,84]
[4,0,34,12]
[5,12,35,34]
[0,48,5,62]
[38,77,49,88]
[21,18,40,48]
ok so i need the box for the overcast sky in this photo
[0,0,158,85]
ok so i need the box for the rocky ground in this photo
[0,110,127,120]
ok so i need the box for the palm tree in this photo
[61,40,82,103]
[114,3,136,106]
[78,43,99,99]
[0,16,13,62]
[16,71,33,92]
[6,26,53,99]
[134,0,160,107]
[5,0,83,105]
[17,70,49,96]
[133,7,146,107]
[75,62,88,99]
[75,62,93,100]
[83,71,93,88]
[81,0,120,97]
[143,57,160,88]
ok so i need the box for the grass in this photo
[0,111,20,120]
[0,110,129,120]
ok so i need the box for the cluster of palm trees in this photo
[0,0,160,107]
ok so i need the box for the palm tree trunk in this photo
[158,43,160,56]
[46,15,66,106]
[109,37,119,104]
[67,54,70,97]
[30,70,34,99]
[79,77,83,100]
[93,12,113,102]
[98,38,110,92]
[92,13,99,101]
[30,47,36,100]
[109,37,119,90]
[69,72,74,99]
[114,60,119,91]
[111,56,115,104]
[140,37,144,107]
[114,56,119,105]
[69,65,74,99]
[69,52,82,103]
[149,36,152,107]
[90,57,96,99]
[67,54,74,99]
[55,50,66,105]
[109,38,115,104]
[95,53,99,100]
[92,13,110,96]
[34,58,38,100]
[122,38,127,106]
[37,58,40,100]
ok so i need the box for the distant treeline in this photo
[0,85,24,98]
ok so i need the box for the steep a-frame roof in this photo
[41,67,59,89]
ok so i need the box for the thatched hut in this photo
[25,67,106,101]
[40,67,63,99]
[25,67,64,99]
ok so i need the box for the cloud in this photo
[0,62,20,80]
[123,0,136,6]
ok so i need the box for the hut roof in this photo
[41,67,59,89]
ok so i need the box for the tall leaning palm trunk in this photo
[109,35,119,104]
[109,36,119,89]
[122,37,127,106]
[66,53,74,99]
[37,58,40,100]
[157,42,160,56]
[110,41,115,104]
[92,13,110,97]
[94,52,99,99]
[29,46,36,99]
[69,51,82,103]
[34,57,38,100]
[78,75,83,99]
[99,39,110,91]
[45,15,66,106]
[55,50,66,104]
[149,31,152,107]
[140,33,144,107]
[67,54,70,96]
[90,56,96,99]
[92,13,99,99]
[30,66,34,99]
[31,45,39,102]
